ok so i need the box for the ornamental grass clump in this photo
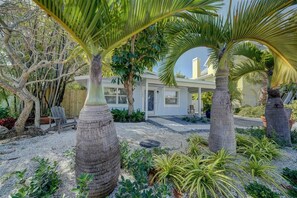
[237,135,280,161]
[153,150,244,198]
[186,134,208,156]
[182,154,243,198]
[242,159,284,193]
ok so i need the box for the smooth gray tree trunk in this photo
[208,64,236,154]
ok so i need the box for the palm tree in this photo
[160,0,297,153]
[231,42,297,146]
[32,0,221,196]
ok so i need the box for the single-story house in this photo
[75,67,215,120]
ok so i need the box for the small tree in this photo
[0,1,86,134]
[111,24,168,115]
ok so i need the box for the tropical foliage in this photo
[32,1,222,196]
[159,0,297,152]
[111,24,168,114]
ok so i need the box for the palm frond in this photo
[231,0,297,71]
[159,14,226,85]
[231,59,266,81]
[33,0,222,58]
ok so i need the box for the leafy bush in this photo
[236,105,265,118]
[0,117,16,129]
[72,173,93,198]
[11,158,61,198]
[236,127,266,139]
[115,176,171,198]
[245,182,280,198]
[283,167,297,187]
[282,168,297,198]
[119,141,130,169]
[0,107,10,119]
[111,109,144,122]
[127,148,153,183]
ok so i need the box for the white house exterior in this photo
[75,70,215,120]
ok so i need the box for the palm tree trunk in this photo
[75,55,120,197]
[208,63,236,154]
[265,89,292,146]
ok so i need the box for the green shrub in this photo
[282,167,297,187]
[237,106,265,118]
[245,182,280,198]
[111,109,144,122]
[127,148,154,183]
[115,176,171,198]
[11,158,61,198]
[72,173,93,198]
[282,168,297,198]
[120,141,130,169]
[0,107,10,119]
[236,127,266,139]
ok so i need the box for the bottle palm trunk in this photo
[208,63,236,154]
[265,89,292,146]
[75,55,120,197]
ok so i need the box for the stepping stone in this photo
[139,139,160,148]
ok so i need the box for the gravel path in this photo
[0,122,296,197]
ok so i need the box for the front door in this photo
[148,90,155,114]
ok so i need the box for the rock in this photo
[0,126,9,135]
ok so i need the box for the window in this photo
[165,90,178,105]
[118,88,127,104]
[104,87,127,104]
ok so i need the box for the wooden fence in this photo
[61,89,87,118]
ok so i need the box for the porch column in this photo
[198,87,202,117]
[145,79,148,120]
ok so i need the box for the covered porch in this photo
[142,72,215,120]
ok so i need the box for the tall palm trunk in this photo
[208,63,236,154]
[265,89,291,146]
[75,55,120,197]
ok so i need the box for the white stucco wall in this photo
[153,87,188,116]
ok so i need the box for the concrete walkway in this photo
[148,115,263,133]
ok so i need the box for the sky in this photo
[154,0,240,78]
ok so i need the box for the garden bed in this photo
[0,123,296,197]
